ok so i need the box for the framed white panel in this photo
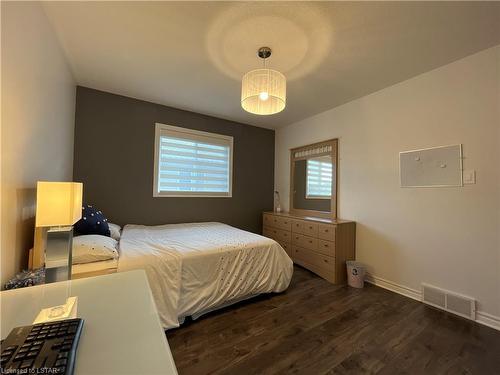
[400,144,463,187]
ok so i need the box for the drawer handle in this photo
[324,229,329,233]
[309,240,313,244]
[323,243,328,247]
[309,226,313,229]
[284,221,288,224]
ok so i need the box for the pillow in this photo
[72,235,119,264]
[108,222,121,241]
[74,204,110,237]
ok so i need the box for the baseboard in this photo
[476,311,500,331]
[365,273,421,301]
[365,273,500,332]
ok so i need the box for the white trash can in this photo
[347,261,365,288]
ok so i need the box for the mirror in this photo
[290,139,337,218]
[293,156,332,211]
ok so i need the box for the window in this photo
[153,123,233,197]
[306,156,332,199]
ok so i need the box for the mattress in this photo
[117,222,293,329]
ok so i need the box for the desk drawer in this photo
[292,245,335,270]
[263,226,291,243]
[292,233,318,251]
[317,239,336,257]
[264,214,292,231]
[318,224,336,241]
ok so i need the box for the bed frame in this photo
[71,267,118,279]
[31,227,118,279]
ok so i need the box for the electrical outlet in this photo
[463,170,476,184]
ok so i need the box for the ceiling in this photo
[42,1,500,129]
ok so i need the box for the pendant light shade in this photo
[241,47,286,115]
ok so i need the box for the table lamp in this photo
[36,181,83,283]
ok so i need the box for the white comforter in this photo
[117,222,293,329]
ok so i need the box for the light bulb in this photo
[259,92,269,101]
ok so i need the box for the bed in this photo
[48,222,293,329]
[72,258,119,279]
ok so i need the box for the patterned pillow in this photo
[74,204,110,237]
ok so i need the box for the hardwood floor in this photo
[167,266,500,375]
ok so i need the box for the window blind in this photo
[154,124,233,197]
[306,158,332,198]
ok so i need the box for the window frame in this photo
[153,123,234,198]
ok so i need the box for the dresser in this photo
[263,212,356,284]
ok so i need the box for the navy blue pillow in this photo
[74,204,110,237]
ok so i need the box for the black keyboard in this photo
[1,318,84,374]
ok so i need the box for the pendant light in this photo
[241,47,286,115]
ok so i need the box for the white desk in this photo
[1,270,178,375]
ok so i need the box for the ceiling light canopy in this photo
[241,47,286,115]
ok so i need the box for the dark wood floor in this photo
[167,266,500,375]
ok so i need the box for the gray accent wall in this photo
[73,87,275,233]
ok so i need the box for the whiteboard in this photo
[400,144,463,187]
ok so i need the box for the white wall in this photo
[275,46,500,323]
[1,2,76,286]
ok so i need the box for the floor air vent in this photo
[422,283,476,320]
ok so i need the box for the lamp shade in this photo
[241,68,286,115]
[35,181,83,227]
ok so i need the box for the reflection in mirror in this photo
[293,155,332,212]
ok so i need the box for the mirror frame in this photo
[290,139,338,219]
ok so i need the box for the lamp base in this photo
[45,226,73,283]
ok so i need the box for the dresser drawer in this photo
[302,221,318,237]
[292,245,335,271]
[263,213,273,227]
[318,224,336,241]
[291,233,318,251]
[291,219,304,234]
[263,214,292,231]
[292,256,336,283]
[317,239,335,257]
[291,219,318,237]
[279,241,292,257]
[263,226,291,243]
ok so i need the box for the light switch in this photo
[463,170,476,184]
